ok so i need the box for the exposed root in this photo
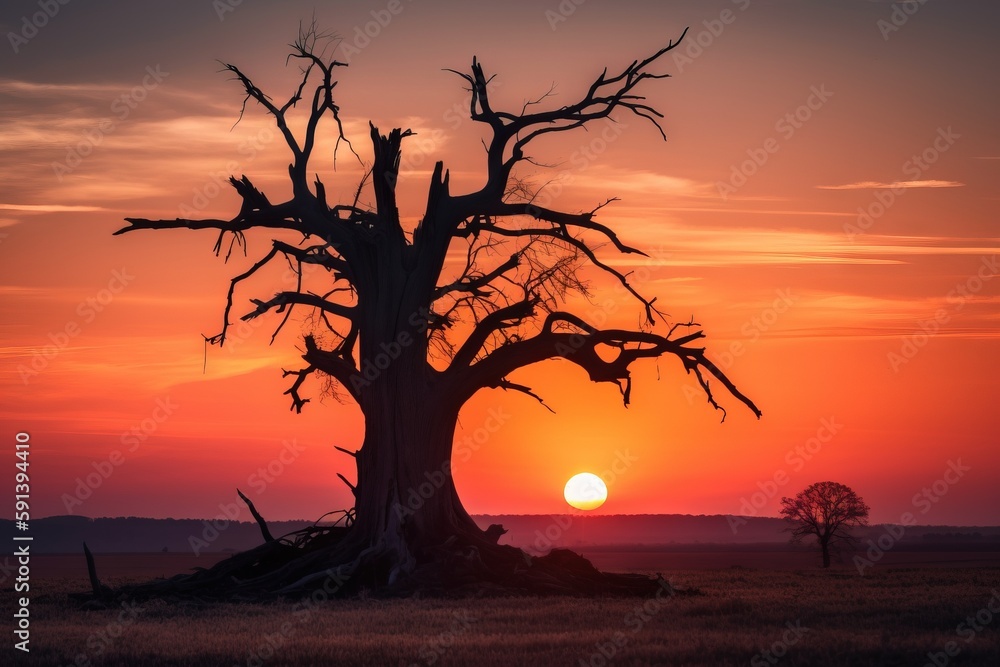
[76,520,685,605]
[83,542,112,600]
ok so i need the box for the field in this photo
[6,551,999,666]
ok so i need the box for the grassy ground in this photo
[5,555,999,666]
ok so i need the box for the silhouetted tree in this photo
[780,481,869,568]
[110,26,759,598]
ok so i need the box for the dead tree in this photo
[111,26,759,599]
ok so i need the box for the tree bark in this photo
[351,367,480,562]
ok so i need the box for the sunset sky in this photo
[1,0,997,528]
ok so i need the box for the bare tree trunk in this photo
[352,367,480,567]
[821,539,831,568]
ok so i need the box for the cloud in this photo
[0,77,231,112]
[600,222,1000,268]
[0,72,381,218]
[816,180,965,190]
[653,206,853,217]
[0,204,105,212]
[0,286,51,296]
[561,168,715,199]
[756,290,1000,342]
[0,79,133,98]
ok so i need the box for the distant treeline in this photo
[2,514,998,554]
[921,532,985,541]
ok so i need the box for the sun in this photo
[563,472,608,511]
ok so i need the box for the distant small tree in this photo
[780,481,869,568]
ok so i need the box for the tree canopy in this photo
[116,26,760,423]
[781,481,870,568]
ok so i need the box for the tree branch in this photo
[456,217,661,325]
[491,377,555,413]
[450,295,540,369]
[237,488,275,542]
[282,365,316,413]
[300,334,363,400]
[433,251,520,300]
[450,311,761,421]
[243,291,357,323]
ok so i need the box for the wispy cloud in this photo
[0,286,51,296]
[0,203,106,212]
[0,77,231,112]
[816,180,965,190]
[569,169,715,198]
[602,222,1000,268]
[653,206,853,217]
[757,291,1000,342]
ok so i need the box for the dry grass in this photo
[6,556,999,666]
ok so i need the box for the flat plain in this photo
[5,551,999,666]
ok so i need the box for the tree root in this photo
[74,520,688,605]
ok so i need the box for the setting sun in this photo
[564,473,609,511]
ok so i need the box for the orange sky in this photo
[1,0,998,526]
